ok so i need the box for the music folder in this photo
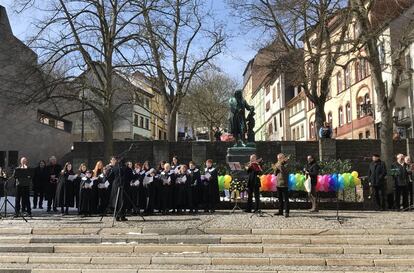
[228,162,242,171]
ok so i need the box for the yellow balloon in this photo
[354,178,361,186]
[351,171,359,178]
[224,175,232,184]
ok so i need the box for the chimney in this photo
[0,5,13,36]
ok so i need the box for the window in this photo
[266,101,270,112]
[266,86,270,95]
[336,72,343,93]
[133,114,139,127]
[338,107,344,126]
[276,82,280,99]
[145,118,150,130]
[8,151,18,168]
[358,94,371,118]
[346,103,351,123]
[310,122,315,139]
[344,66,351,89]
[300,125,304,138]
[279,113,283,127]
[327,112,333,124]
[272,87,276,103]
[37,110,72,133]
[0,151,5,168]
[139,116,144,128]
[273,117,277,131]
[355,59,368,82]
[366,130,371,139]
[268,123,273,135]
[158,129,162,140]
[379,41,386,66]
[359,133,363,139]
[164,132,167,140]
[292,128,296,140]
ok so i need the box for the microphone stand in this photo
[0,175,28,222]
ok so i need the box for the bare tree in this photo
[132,0,226,141]
[181,70,236,140]
[12,0,149,160]
[350,0,414,177]
[229,0,353,133]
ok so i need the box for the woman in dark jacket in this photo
[245,154,262,213]
[368,154,387,210]
[305,155,320,213]
[56,162,75,215]
[32,160,48,209]
[274,153,290,217]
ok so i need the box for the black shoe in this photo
[274,212,283,216]
[244,209,252,213]
[53,208,58,212]
[47,208,51,212]
[39,206,43,210]
[33,206,37,209]
[285,213,290,218]
[210,210,215,213]
[120,217,128,221]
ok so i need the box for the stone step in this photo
[1,244,411,255]
[0,267,412,273]
[2,227,414,236]
[0,253,413,267]
[1,235,413,246]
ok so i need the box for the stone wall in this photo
[70,139,414,175]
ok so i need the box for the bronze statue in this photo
[229,90,254,147]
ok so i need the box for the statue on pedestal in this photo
[228,90,255,147]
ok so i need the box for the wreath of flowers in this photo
[230,178,247,192]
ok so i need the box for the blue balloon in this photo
[288,174,296,191]
[332,173,339,191]
[338,175,345,191]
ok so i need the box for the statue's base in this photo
[226,146,257,165]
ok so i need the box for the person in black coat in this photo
[79,170,95,216]
[46,156,62,212]
[74,163,87,210]
[405,156,414,210]
[392,154,409,210]
[56,162,75,215]
[143,168,157,215]
[129,163,142,214]
[368,154,387,210]
[305,155,320,212]
[175,164,190,213]
[188,161,201,213]
[32,160,48,209]
[203,159,220,213]
[245,154,262,213]
[14,157,32,217]
[108,157,133,221]
[159,163,175,214]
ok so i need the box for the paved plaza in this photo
[0,210,413,273]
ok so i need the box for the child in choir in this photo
[171,156,180,173]
[130,163,142,214]
[159,163,175,214]
[138,162,149,213]
[92,161,104,214]
[154,160,166,212]
[143,168,157,215]
[56,162,76,215]
[79,170,95,216]
[175,164,190,213]
[97,164,111,215]
[74,163,87,209]
[203,159,220,213]
[188,161,201,213]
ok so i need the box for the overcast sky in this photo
[0,0,257,86]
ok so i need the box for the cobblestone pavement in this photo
[2,209,413,230]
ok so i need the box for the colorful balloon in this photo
[218,176,225,191]
[351,171,359,178]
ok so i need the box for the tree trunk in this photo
[102,111,114,161]
[379,104,395,194]
[167,110,177,141]
[314,101,326,139]
[209,125,214,142]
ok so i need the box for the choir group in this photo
[12,156,220,220]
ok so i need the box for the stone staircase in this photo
[0,224,413,273]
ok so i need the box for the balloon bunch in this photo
[316,171,361,192]
[286,171,362,192]
[260,174,277,192]
[218,175,232,191]
[288,173,306,191]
